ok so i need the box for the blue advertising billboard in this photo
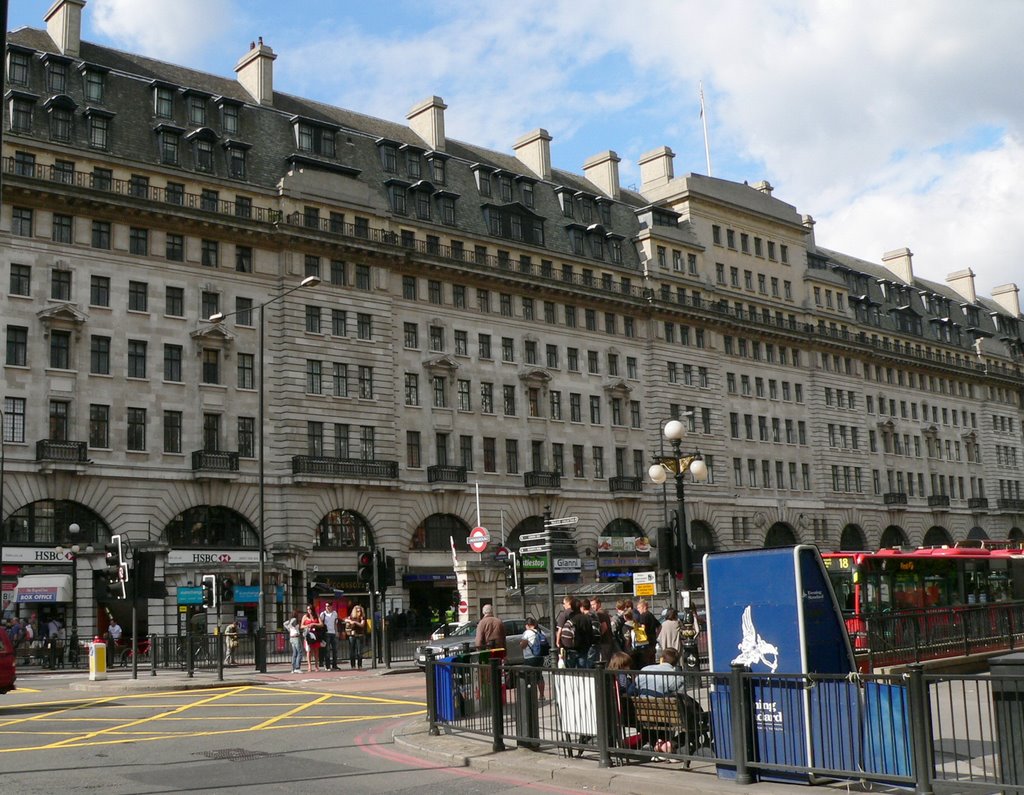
[704,545,856,783]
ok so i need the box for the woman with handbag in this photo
[344,605,367,669]
[300,605,323,672]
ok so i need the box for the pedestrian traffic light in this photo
[201,574,217,609]
[357,550,373,584]
[104,534,125,600]
[505,551,519,590]
[221,576,234,603]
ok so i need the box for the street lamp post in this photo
[55,522,91,666]
[648,418,708,599]
[209,274,319,672]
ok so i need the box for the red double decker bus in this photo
[821,545,1024,649]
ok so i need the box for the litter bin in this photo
[990,652,1024,787]
[89,637,107,681]
[435,655,463,721]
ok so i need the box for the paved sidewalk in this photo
[390,718,901,795]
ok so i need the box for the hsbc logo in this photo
[190,553,233,564]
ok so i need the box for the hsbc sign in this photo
[168,550,260,565]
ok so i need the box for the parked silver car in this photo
[415,618,547,669]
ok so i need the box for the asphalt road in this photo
[0,671,589,794]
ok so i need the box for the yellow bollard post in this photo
[88,636,107,681]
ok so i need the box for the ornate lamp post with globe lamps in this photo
[648,418,707,668]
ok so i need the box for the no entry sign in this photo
[468,526,490,553]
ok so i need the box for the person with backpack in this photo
[580,598,603,668]
[519,616,548,699]
[556,596,591,668]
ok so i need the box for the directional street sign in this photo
[544,516,580,528]
[519,531,550,542]
[519,544,551,554]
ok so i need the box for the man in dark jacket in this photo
[474,604,505,658]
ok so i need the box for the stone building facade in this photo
[1,1,1021,636]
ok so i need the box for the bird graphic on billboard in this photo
[731,605,780,672]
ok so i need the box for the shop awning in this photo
[12,574,73,603]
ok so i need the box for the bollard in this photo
[88,636,107,681]
[187,633,195,679]
[906,664,934,795]
[425,651,439,736]
[217,634,224,681]
[730,663,753,785]
[489,657,505,753]
[150,634,157,677]
[255,626,267,673]
[593,664,612,768]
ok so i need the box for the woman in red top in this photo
[300,605,323,672]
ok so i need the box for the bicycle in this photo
[175,638,210,669]
[118,638,151,668]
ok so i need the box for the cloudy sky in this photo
[11,0,1024,299]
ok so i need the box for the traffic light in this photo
[505,551,519,590]
[201,574,217,609]
[657,524,678,574]
[104,534,125,600]
[357,550,373,585]
[372,550,395,592]
[221,577,234,603]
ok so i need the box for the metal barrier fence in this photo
[862,602,1024,669]
[17,630,426,672]
[425,656,1024,794]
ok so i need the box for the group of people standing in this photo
[284,603,368,673]
[555,595,700,672]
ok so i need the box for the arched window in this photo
[507,516,545,549]
[923,526,952,547]
[880,525,908,549]
[690,520,716,561]
[764,522,797,548]
[2,499,109,545]
[410,513,470,551]
[314,510,373,549]
[840,524,867,551]
[165,506,256,548]
[966,526,989,541]
[1009,527,1023,544]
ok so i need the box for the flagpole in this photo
[699,81,713,176]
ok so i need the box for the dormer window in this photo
[380,143,398,173]
[154,86,175,119]
[406,150,421,178]
[430,157,446,185]
[44,96,75,142]
[221,103,239,135]
[227,145,247,179]
[188,94,206,126]
[8,50,30,86]
[296,120,336,157]
[83,69,105,103]
[195,138,214,172]
[497,174,513,202]
[522,181,534,208]
[157,125,182,165]
[476,169,491,197]
[45,58,68,93]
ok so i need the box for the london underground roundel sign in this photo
[468,526,490,553]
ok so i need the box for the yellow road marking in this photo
[0,686,427,753]
[42,686,247,749]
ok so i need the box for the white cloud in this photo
[89,0,237,62]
